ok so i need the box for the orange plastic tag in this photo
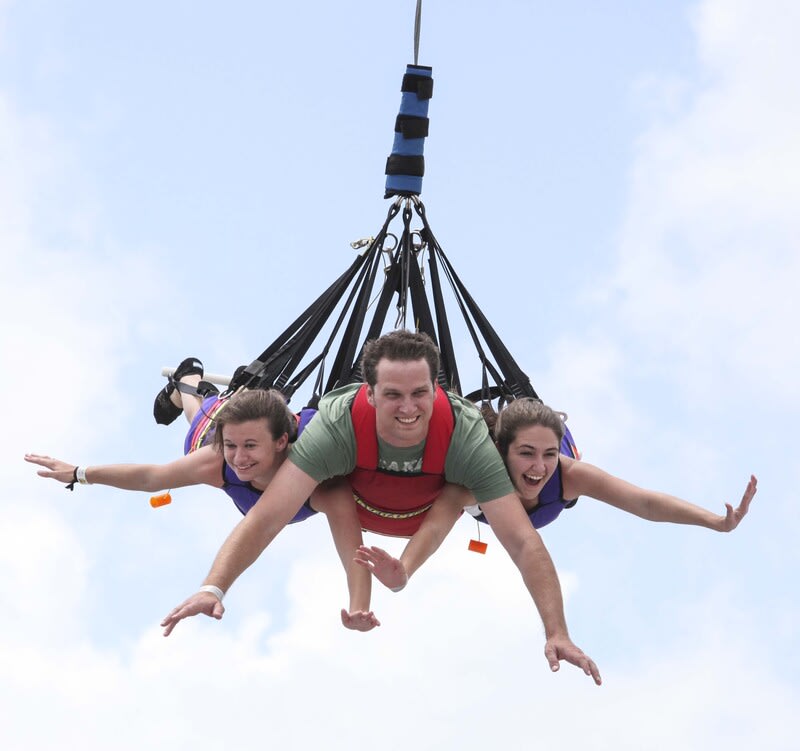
[150,492,172,508]
[468,539,488,554]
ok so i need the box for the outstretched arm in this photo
[355,483,469,591]
[481,493,602,686]
[24,448,223,493]
[161,459,318,636]
[562,458,757,532]
[311,479,380,632]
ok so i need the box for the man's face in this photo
[366,357,436,447]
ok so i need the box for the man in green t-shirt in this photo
[162,330,601,685]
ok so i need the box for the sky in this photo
[2,0,798,748]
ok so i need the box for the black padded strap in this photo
[385,154,424,177]
[395,114,429,139]
[401,72,434,99]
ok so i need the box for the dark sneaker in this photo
[153,381,183,425]
[172,357,204,381]
[153,357,204,425]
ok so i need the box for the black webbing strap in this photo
[425,240,461,394]
[412,198,538,400]
[232,190,540,411]
[406,246,454,391]
[323,201,405,391]
[437,248,538,399]
[395,114,430,138]
[274,238,386,392]
[267,250,378,393]
[228,246,373,394]
[323,243,386,391]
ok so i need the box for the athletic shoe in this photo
[152,356,205,425]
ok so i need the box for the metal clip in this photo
[381,233,399,253]
[350,237,374,253]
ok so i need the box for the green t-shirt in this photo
[289,384,513,504]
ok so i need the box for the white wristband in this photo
[198,584,225,602]
[76,466,90,485]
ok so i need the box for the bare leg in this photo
[174,374,204,424]
[311,479,379,632]
[355,483,471,591]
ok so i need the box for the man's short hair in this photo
[361,329,440,387]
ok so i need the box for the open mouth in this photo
[396,416,420,425]
[522,473,544,486]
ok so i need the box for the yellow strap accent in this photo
[354,495,432,520]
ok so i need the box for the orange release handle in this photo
[468,539,488,554]
[150,492,172,508]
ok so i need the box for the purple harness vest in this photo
[185,400,318,523]
[476,425,580,530]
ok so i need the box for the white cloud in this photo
[2,2,798,749]
[607,0,800,409]
[0,505,88,643]
[0,88,170,461]
[2,520,797,750]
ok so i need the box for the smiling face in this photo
[221,419,289,489]
[504,424,561,507]
[366,357,436,447]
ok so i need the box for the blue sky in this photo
[2,1,798,748]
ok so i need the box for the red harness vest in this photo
[348,383,455,537]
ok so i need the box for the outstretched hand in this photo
[544,635,602,686]
[354,545,408,592]
[161,591,225,637]
[24,453,77,484]
[720,474,758,532]
[340,609,381,632]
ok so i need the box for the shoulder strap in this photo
[351,384,454,472]
[351,385,379,469]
